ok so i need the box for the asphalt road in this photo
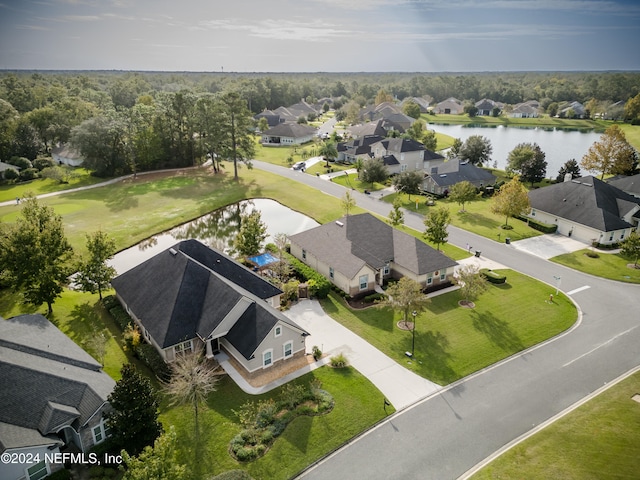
[253,161,640,480]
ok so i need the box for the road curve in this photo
[252,161,640,480]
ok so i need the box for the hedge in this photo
[480,268,507,284]
[516,215,558,233]
[286,254,331,298]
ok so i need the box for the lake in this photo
[428,124,603,177]
[109,198,319,274]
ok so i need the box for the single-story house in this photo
[424,158,497,196]
[261,123,317,146]
[0,314,115,480]
[288,213,458,296]
[51,144,84,167]
[433,97,464,115]
[400,96,433,113]
[475,99,502,116]
[254,110,284,128]
[559,101,586,119]
[607,173,640,199]
[0,161,20,179]
[510,101,540,118]
[110,240,309,382]
[527,176,640,245]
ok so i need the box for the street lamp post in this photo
[411,311,417,358]
[553,275,561,295]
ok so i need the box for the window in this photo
[329,267,334,279]
[359,274,368,291]
[383,263,390,275]
[621,232,625,240]
[609,233,614,241]
[92,418,110,445]
[427,276,433,285]
[440,272,446,281]
[284,342,293,358]
[263,350,273,367]
[401,164,408,172]
[174,340,193,355]
[274,326,282,337]
[531,209,536,216]
[26,460,48,480]
[302,249,307,260]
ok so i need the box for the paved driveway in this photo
[284,299,441,410]
[510,233,588,259]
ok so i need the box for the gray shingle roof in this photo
[111,241,306,360]
[608,173,640,197]
[288,213,457,279]
[427,158,497,187]
[263,123,317,138]
[528,176,640,231]
[0,315,114,452]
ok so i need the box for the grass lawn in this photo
[330,172,387,192]
[162,367,391,480]
[551,250,640,284]
[434,131,457,151]
[471,369,640,480]
[0,167,347,255]
[0,168,105,203]
[320,269,576,385]
[253,136,319,168]
[384,192,542,243]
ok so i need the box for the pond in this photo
[109,198,319,274]
[428,123,603,177]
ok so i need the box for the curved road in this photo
[253,161,640,480]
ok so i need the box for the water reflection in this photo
[110,199,319,274]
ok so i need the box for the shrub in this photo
[363,292,386,303]
[516,215,558,233]
[329,352,349,368]
[102,295,119,310]
[312,345,322,361]
[34,157,55,171]
[279,383,307,410]
[19,167,39,181]
[3,167,19,181]
[108,305,131,331]
[136,343,170,380]
[480,269,507,284]
[585,250,600,258]
[45,469,72,480]
[9,156,32,170]
[286,254,331,298]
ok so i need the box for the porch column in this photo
[205,339,214,359]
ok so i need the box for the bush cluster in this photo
[229,380,334,462]
[480,269,507,284]
[516,215,558,234]
[363,292,387,303]
[329,352,349,368]
[286,254,331,298]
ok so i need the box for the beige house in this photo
[111,240,309,382]
[261,123,317,146]
[370,138,444,175]
[288,213,458,296]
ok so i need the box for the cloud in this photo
[199,18,356,42]
[58,14,100,21]
[16,24,50,30]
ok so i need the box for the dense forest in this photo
[1,70,639,177]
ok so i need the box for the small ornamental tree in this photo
[491,176,530,228]
[76,230,117,300]
[455,264,488,306]
[448,181,478,212]
[341,190,356,216]
[620,231,640,268]
[388,196,404,226]
[107,363,163,456]
[376,276,430,329]
[581,125,636,179]
[120,427,187,480]
[423,206,450,251]
[360,158,388,187]
[319,140,338,168]
[234,210,268,257]
[556,159,581,183]
[392,170,423,201]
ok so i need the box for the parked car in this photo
[293,161,306,170]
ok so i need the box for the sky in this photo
[1,0,639,72]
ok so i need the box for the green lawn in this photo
[471,369,640,480]
[551,249,640,284]
[330,172,387,192]
[385,192,543,243]
[162,367,391,480]
[320,270,576,385]
[0,168,104,203]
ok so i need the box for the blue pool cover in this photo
[248,252,279,267]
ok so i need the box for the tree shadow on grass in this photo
[281,414,313,454]
[414,330,457,385]
[471,310,524,353]
[0,289,35,317]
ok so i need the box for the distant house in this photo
[433,97,464,115]
[347,119,389,139]
[261,123,317,146]
[475,99,502,116]
[607,173,640,199]
[358,103,415,133]
[400,96,433,113]
[370,138,444,175]
[254,110,284,128]
[0,314,115,480]
[111,240,309,382]
[423,158,497,196]
[0,161,20,179]
[527,176,640,245]
[510,101,540,118]
[288,213,458,296]
[559,101,586,119]
[51,144,84,167]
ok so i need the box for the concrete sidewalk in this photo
[283,299,441,411]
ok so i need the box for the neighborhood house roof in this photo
[110,240,306,360]
[607,173,640,198]
[288,213,457,280]
[427,158,497,187]
[528,176,640,232]
[262,123,317,138]
[0,314,115,453]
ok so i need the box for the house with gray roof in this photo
[111,240,309,383]
[433,97,464,115]
[347,119,388,139]
[510,101,540,118]
[0,314,115,480]
[527,176,640,245]
[423,158,497,196]
[336,135,384,163]
[261,123,317,146]
[608,173,640,199]
[51,144,84,167]
[370,138,444,175]
[475,99,502,116]
[288,213,458,296]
